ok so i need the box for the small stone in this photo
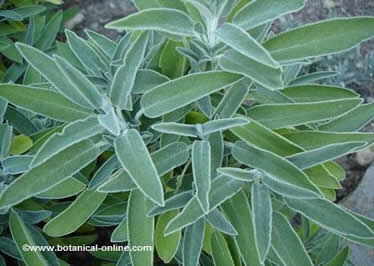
[355,147,374,166]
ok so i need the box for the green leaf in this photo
[36,178,87,199]
[217,167,260,182]
[152,122,198,137]
[271,212,313,266]
[282,85,359,102]
[148,191,192,217]
[127,190,154,266]
[86,30,117,58]
[111,217,127,243]
[287,141,366,170]
[0,84,92,122]
[217,23,279,68]
[0,124,12,159]
[192,141,211,213]
[10,135,33,155]
[251,183,272,262]
[155,210,181,263]
[110,32,149,109]
[165,175,244,235]
[10,209,56,266]
[203,118,249,135]
[215,83,249,119]
[230,119,303,156]
[133,69,169,94]
[247,99,361,129]
[325,247,350,266]
[31,117,104,167]
[205,209,238,236]
[65,30,106,76]
[114,129,164,206]
[207,131,224,177]
[211,231,235,266]
[35,11,63,51]
[141,71,240,118]
[106,8,195,37]
[97,169,136,193]
[222,191,262,266]
[2,155,33,175]
[182,218,205,266]
[0,139,106,209]
[54,55,104,109]
[232,141,321,195]
[159,40,186,79]
[133,0,161,9]
[233,0,305,30]
[43,189,107,237]
[219,49,283,90]
[283,130,374,150]
[285,198,374,238]
[319,103,374,132]
[288,72,338,86]
[264,17,374,62]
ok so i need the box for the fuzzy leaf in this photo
[252,183,272,262]
[106,8,195,37]
[141,71,241,118]
[288,72,338,86]
[0,139,106,209]
[217,167,260,182]
[114,129,164,206]
[219,49,283,90]
[247,99,361,129]
[182,218,205,266]
[148,191,193,217]
[127,190,154,266]
[192,141,211,213]
[233,0,305,30]
[10,135,33,155]
[110,32,149,109]
[133,69,169,94]
[264,17,374,62]
[43,189,107,237]
[36,178,87,199]
[217,23,279,68]
[205,209,238,236]
[211,231,235,266]
[271,212,313,266]
[215,84,249,119]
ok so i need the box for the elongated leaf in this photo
[2,155,33,175]
[165,176,244,235]
[222,191,262,266]
[271,212,313,266]
[233,0,305,30]
[215,84,249,119]
[231,119,303,156]
[148,191,192,217]
[9,210,55,266]
[152,122,198,137]
[0,84,92,122]
[54,55,104,109]
[217,23,279,68]
[106,8,195,37]
[207,131,224,177]
[115,129,164,206]
[0,124,12,159]
[217,167,260,182]
[264,17,374,62]
[111,33,149,109]
[159,40,186,79]
[111,217,127,243]
[282,85,359,102]
[287,141,366,170]
[43,189,107,237]
[183,218,205,266]
[252,183,272,262]
[285,198,374,238]
[0,139,106,209]
[127,190,154,266]
[65,30,105,76]
[141,71,241,118]
[206,209,238,236]
[86,30,116,58]
[325,247,350,266]
[248,99,361,129]
[211,231,235,266]
[219,49,283,90]
[319,103,374,132]
[283,130,374,150]
[203,118,249,135]
[155,210,181,263]
[36,178,86,199]
[192,141,211,213]
[10,135,33,155]
[133,0,161,9]
[97,169,137,193]
[289,72,338,86]
[133,69,169,94]
[32,117,103,167]
[232,141,320,195]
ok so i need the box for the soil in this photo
[61,0,374,201]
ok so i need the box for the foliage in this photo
[0,0,372,265]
